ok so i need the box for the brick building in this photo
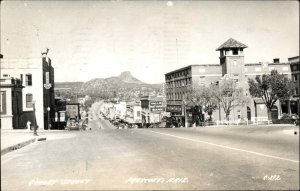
[289,56,300,116]
[165,38,298,126]
[1,49,55,129]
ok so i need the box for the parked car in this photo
[160,116,178,128]
[67,118,80,130]
[295,118,299,126]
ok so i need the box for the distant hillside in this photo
[55,82,84,89]
[55,71,163,101]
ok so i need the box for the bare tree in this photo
[212,78,249,121]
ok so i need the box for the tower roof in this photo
[216,38,247,51]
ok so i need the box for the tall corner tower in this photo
[216,38,247,77]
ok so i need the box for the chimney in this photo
[273,58,280,63]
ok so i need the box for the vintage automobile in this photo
[66,118,80,130]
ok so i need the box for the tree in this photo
[212,78,249,121]
[183,84,203,125]
[248,70,294,120]
[186,84,219,121]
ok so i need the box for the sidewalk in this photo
[1,129,67,156]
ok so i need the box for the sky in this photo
[1,0,299,84]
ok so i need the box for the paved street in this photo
[1,119,299,190]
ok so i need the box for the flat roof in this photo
[164,64,220,75]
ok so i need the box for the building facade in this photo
[125,101,142,124]
[0,77,23,129]
[141,95,165,125]
[165,38,298,125]
[289,56,300,116]
[1,49,55,129]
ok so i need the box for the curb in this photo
[1,137,37,156]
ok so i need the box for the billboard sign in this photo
[151,107,164,112]
[149,101,162,106]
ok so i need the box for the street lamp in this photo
[32,99,38,136]
[47,107,51,130]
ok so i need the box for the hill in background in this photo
[55,71,163,101]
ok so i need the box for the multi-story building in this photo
[0,77,23,129]
[165,38,298,125]
[1,49,55,129]
[289,56,300,116]
[141,95,165,125]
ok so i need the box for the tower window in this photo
[232,49,239,55]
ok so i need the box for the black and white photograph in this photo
[0,0,299,190]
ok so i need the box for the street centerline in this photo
[147,130,299,164]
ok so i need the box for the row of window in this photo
[20,74,32,86]
[0,92,34,115]
[2,73,32,86]
[165,69,191,80]
[166,78,192,89]
[166,92,186,100]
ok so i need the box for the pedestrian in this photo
[26,121,31,131]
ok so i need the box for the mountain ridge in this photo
[55,71,163,101]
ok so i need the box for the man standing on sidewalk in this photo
[26,121,31,131]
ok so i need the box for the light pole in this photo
[32,99,38,136]
[47,107,51,130]
[183,99,188,128]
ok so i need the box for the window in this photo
[255,67,262,72]
[26,93,33,108]
[26,74,32,86]
[199,76,205,85]
[20,74,23,84]
[232,49,238,55]
[0,91,6,114]
[137,111,141,117]
[293,74,298,81]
